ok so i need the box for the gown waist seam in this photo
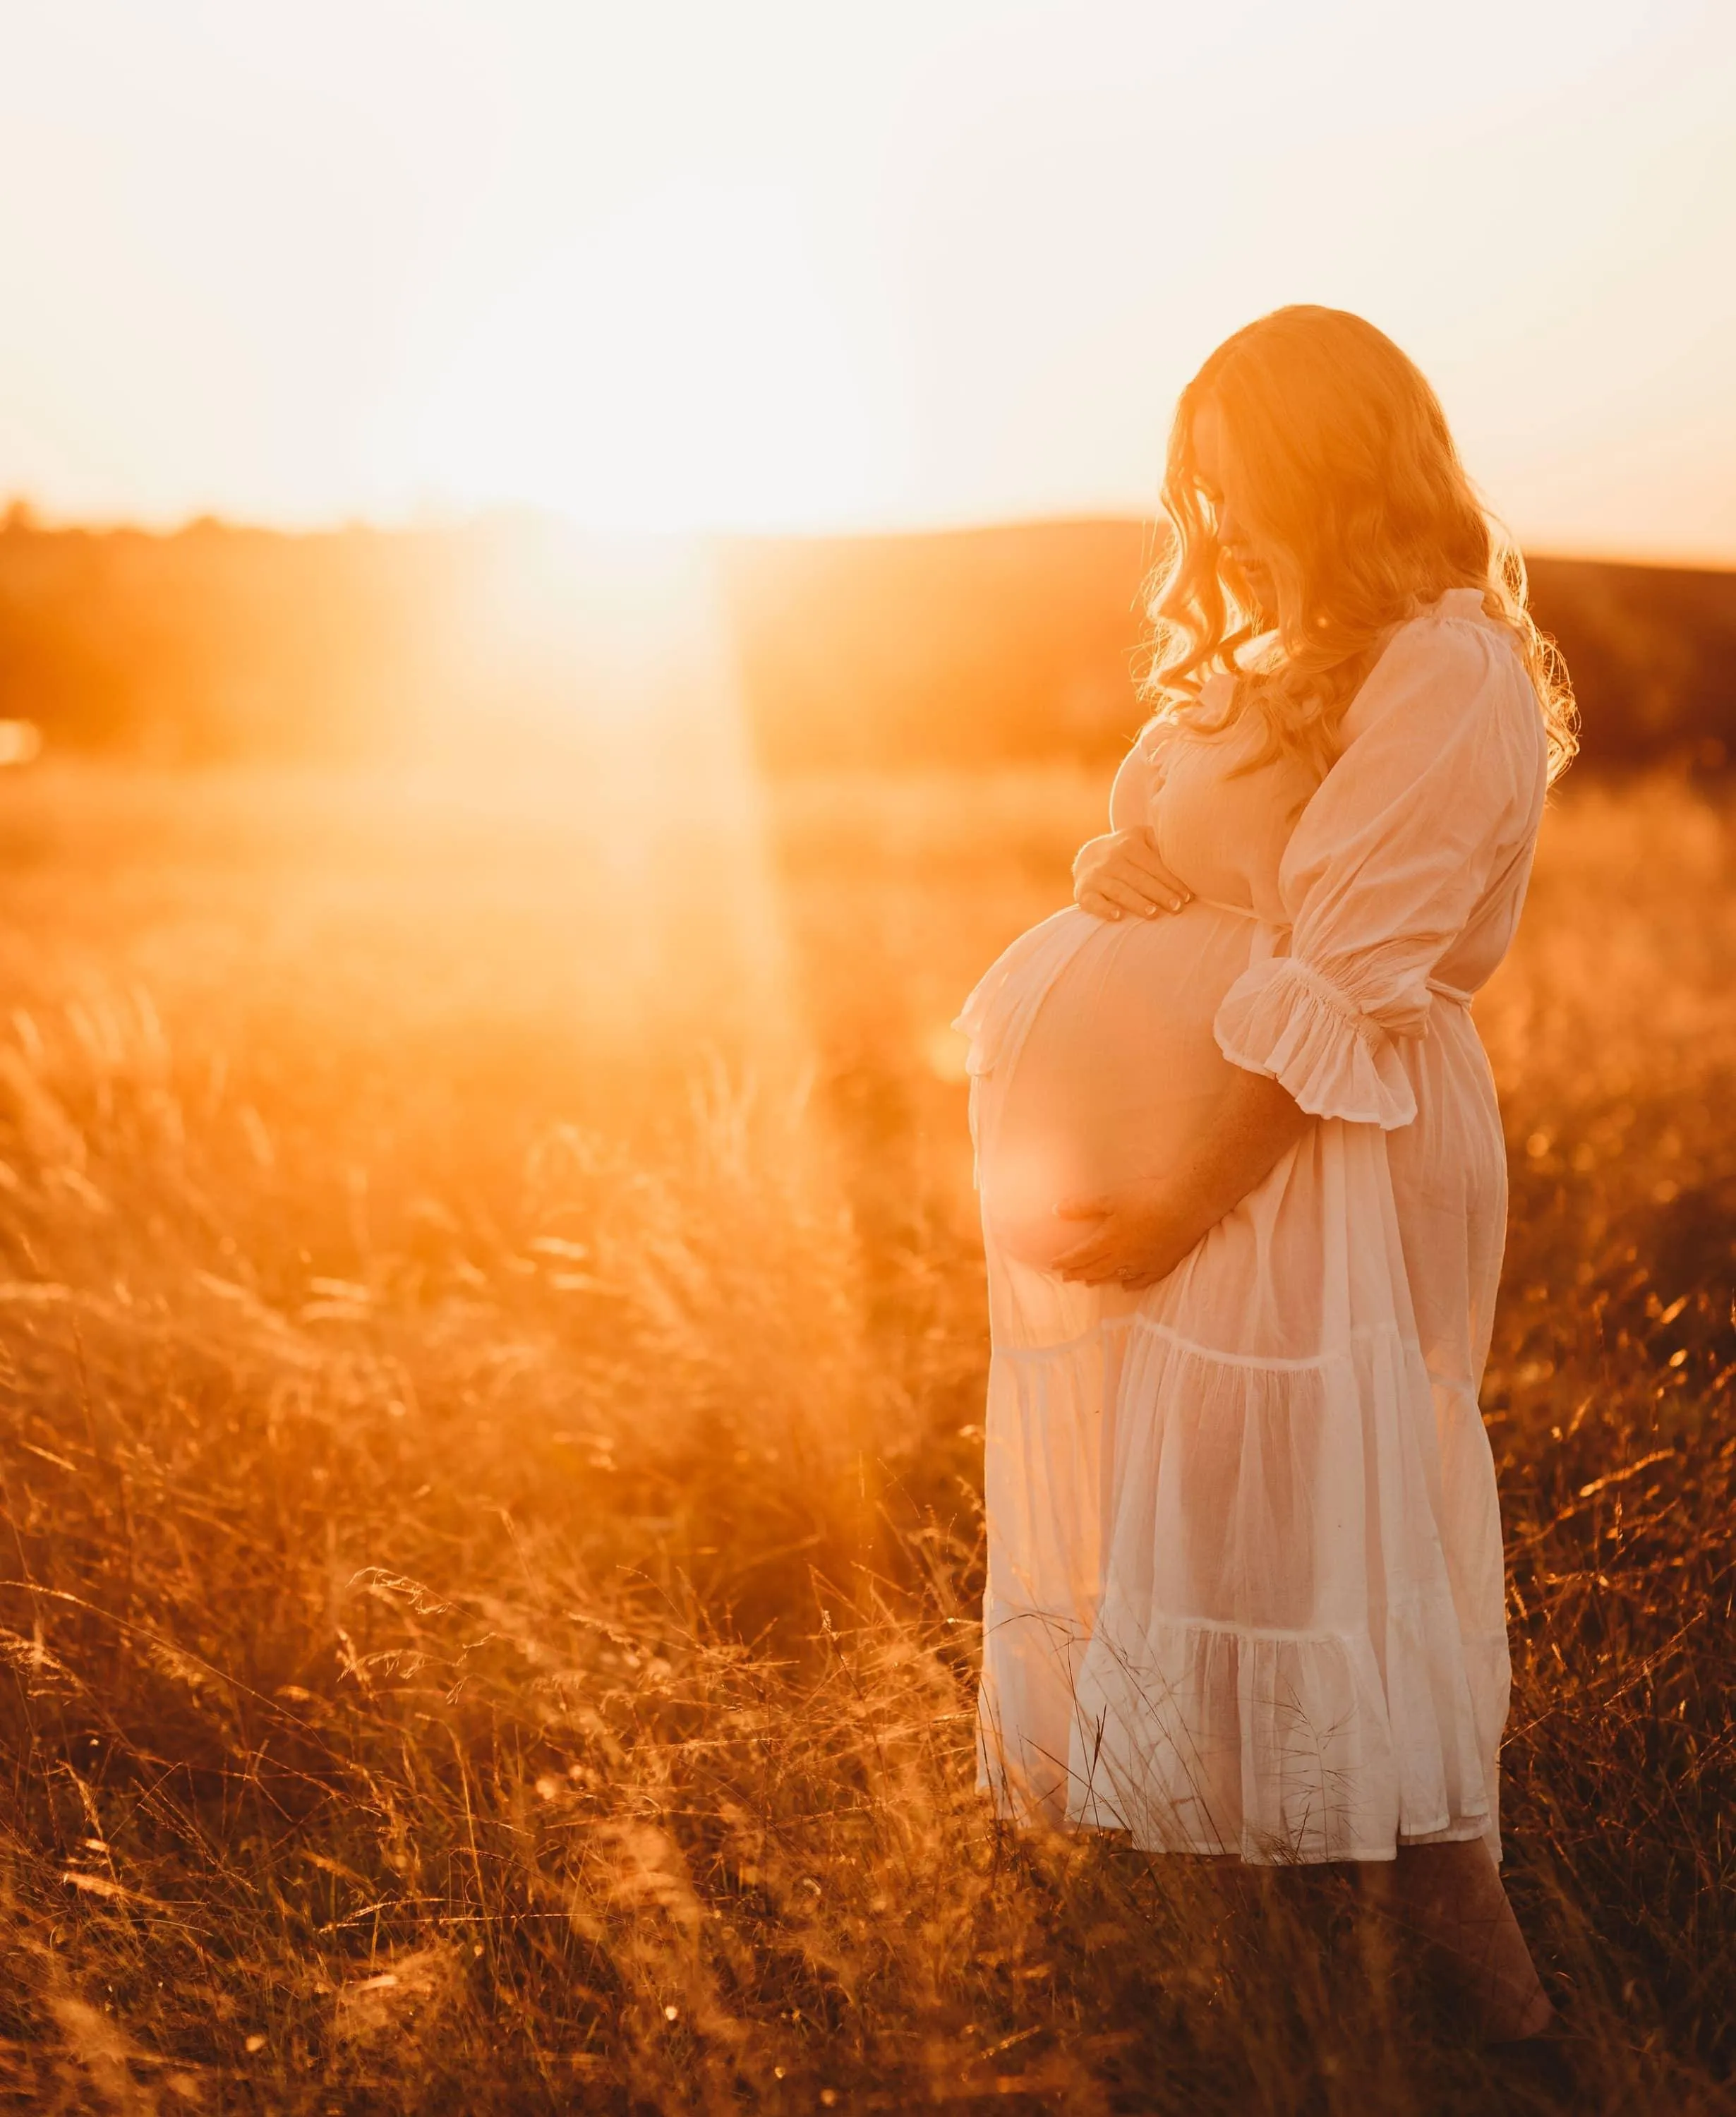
[1191,901,1478,1011]
[995,1312,1425,1373]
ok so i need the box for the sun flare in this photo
[415,183,882,534]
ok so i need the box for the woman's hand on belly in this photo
[1051,1070,1314,1289]
[1051,1181,1200,1290]
[1073,828,1193,922]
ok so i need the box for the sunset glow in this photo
[1,1,1732,556]
[4,2,1736,2098]
[414,186,884,533]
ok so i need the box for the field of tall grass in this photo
[0,752,1732,2113]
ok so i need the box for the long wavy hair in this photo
[1139,306,1577,785]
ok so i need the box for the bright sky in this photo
[1,0,1732,560]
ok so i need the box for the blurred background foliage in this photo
[1,505,1732,772]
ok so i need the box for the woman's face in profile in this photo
[1191,395,1279,622]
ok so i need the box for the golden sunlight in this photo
[421,522,807,1068]
[5,5,1736,2106]
[415,183,881,533]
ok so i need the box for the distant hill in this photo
[721,520,1163,770]
[723,523,1736,773]
[0,509,1730,771]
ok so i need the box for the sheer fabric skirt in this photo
[962,907,1510,1864]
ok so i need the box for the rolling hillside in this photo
[0,507,1730,771]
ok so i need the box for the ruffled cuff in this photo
[1214,957,1417,1129]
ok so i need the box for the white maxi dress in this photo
[957,590,1548,1863]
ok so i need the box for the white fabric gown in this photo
[958,590,1548,1864]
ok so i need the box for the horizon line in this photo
[3,495,1732,577]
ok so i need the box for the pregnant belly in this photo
[980,906,1255,1272]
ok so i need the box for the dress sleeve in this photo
[1213,614,1543,1129]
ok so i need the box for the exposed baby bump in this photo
[979,912,1252,1274]
[983,1087,1226,1272]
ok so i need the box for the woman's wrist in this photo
[1147,1178,1220,1269]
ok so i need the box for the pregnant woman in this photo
[957,306,1574,2040]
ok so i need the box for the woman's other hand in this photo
[1051,1183,1194,1289]
[1072,828,1193,921]
[1052,1073,1314,1290]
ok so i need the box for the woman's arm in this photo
[1054,619,1541,1292]
[1052,1070,1312,1288]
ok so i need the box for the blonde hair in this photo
[1140,305,1577,785]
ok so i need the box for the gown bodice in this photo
[1109,680,1316,926]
